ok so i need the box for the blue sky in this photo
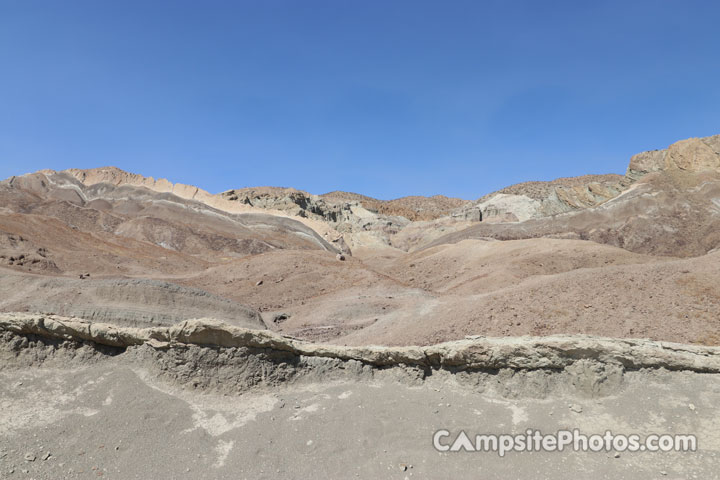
[1,0,719,200]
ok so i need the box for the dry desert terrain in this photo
[2,134,720,478]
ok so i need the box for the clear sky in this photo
[1,1,719,200]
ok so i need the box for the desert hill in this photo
[426,135,720,257]
[0,134,719,347]
[3,134,720,479]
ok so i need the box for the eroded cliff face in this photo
[66,166,209,202]
[3,313,719,377]
[2,312,719,479]
[421,134,720,257]
[627,135,720,179]
[457,135,720,225]
[220,188,411,250]
[459,174,630,224]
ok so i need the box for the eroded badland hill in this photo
[2,135,720,479]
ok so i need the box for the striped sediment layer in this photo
[2,313,719,373]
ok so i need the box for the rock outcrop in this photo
[457,174,631,223]
[321,191,472,221]
[66,166,210,203]
[453,134,720,225]
[57,168,476,250]
[2,313,719,373]
[0,232,59,273]
[4,134,720,259]
[220,187,411,249]
[425,134,720,257]
[627,134,720,179]
[219,188,478,250]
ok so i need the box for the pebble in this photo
[42,452,51,461]
[569,404,583,413]
[23,453,36,462]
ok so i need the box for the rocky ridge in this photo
[190,135,720,251]
[626,134,720,179]
[0,169,339,268]
[220,187,411,250]
[2,313,719,373]
[463,174,632,222]
[424,134,720,257]
[37,134,720,254]
[465,134,720,223]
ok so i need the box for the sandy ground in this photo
[172,239,720,347]
[0,272,265,329]
[1,359,719,479]
[2,236,719,347]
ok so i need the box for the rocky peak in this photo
[627,134,720,179]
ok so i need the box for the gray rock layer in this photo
[2,313,718,373]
